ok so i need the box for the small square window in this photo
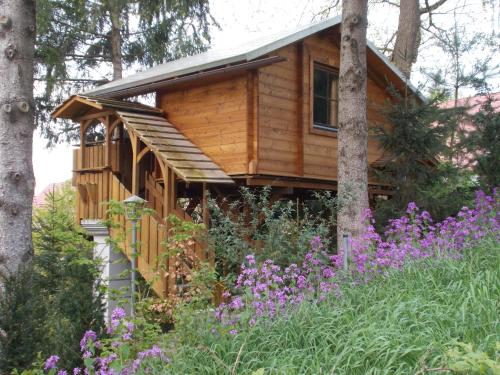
[313,64,339,131]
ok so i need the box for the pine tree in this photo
[36,0,217,144]
[372,90,476,226]
[463,96,500,189]
[0,183,104,371]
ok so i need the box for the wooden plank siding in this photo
[158,76,248,175]
[255,32,390,182]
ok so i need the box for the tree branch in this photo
[420,0,448,14]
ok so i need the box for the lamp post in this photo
[123,195,146,317]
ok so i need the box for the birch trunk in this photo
[391,0,420,78]
[337,0,369,251]
[0,0,36,281]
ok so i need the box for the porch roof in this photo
[53,95,234,184]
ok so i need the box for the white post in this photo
[81,220,131,323]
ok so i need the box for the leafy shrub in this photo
[208,187,338,283]
[23,308,170,375]
[214,189,499,333]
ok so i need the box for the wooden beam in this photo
[103,115,111,166]
[202,182,213,266]
[296,41,304,176]
[251,70,259,173]
[137,146,151,163]
[109,117,122,134]
[52,96,103,119]
[75,110,115,122]
[130,132,139,195]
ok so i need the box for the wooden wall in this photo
[156,28,395,184]
[158,76,248,175]
[256,31,391,182]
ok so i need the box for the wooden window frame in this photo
[309,61,339,138]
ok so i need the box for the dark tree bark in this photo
[0,0,36,280]
[391,0,420,78]
[337,0,369,251]
[389,0,449,78]
[110,4,123,80]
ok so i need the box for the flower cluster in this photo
[215,233,342,328]
[43,308,170,375]
[216,190,499,333]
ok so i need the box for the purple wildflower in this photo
[44,355,60,371]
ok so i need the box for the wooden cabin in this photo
[52,16,422,300]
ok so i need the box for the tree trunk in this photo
[337,0,369,251]
[0,0,36,281]
[109,4,123,80]
[391,0,420,78]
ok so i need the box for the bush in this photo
[208,187,337,284]
[373,89,477,226]
[0,182,104,372]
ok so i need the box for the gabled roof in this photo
[84,16,423,100]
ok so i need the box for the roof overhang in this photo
[82,15,425,102]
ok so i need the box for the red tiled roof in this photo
[33,182,67,208]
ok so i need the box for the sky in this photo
[32,0,499,194]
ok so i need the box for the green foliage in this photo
[208,187,338,283]
[373,90,476,226]
[36,0,218,145]
[423,15,499,100]
[165,236,500,374]
[462,96,500,189]
[0,182,104,372]
[446,342,500,374]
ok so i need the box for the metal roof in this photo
[83,16,424,100]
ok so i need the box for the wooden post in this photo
[202,183,214,266]
[296,41,304,176]
[166,167,176,297]
[104,115,111,167]
[130,133,139,195]
[79,121,86,169]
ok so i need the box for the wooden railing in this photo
[73,146,207,298]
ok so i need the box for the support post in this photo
[130,133,139,195]
[80,220,132,323]
[130,218,137,317]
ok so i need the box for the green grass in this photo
[167,237,500,374]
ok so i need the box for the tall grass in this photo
[168,237,499,374]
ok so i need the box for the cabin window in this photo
[313,64,339,131]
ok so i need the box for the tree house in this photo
[52,16,422,301]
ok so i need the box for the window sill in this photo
[311,124,338,138]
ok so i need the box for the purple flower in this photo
[44,355,60,371]
[80,330,97,352]
[229,329,238,335]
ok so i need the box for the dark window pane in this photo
[314,96,328,125]
[314,68,328,97]
[314,65,339,129]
